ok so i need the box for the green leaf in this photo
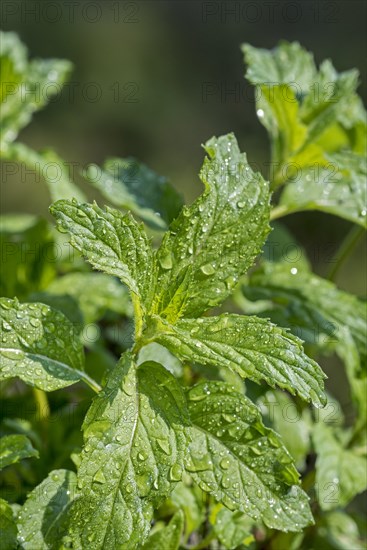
[141,510,184,550]
[258,391,311,468]
[0,32,85,203]
[244,262,366,360]
[0,31,72,147]
[243,42,364,159]
[70,352,189,549]
[279,150,367,226]
[86,157,183,230]
[0,298,85,391]
[169,481,205,537]
[258,84,308,169]
[138,342,183,377]
[0,498,18,550]
[0,214,55,299]
[313,423,367,510]
[151,133,270,321]
[299,62,360,147]
[17,469,77,549]
[3,143,86,202]
[50,201,155,315]
[34,272,133,324]
[243,42,313,170]
[243,42,367,224]
[319,511,367,550]
[0,434,38,469]
[242,42,317,92]
[211,506,254,549]
[185,381,314,532]
[154,313,326,407]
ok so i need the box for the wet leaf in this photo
[152,133,270,321]
[86,157,183,230]
[0,298,84,391]
[17,469,77,549]
[185,381,314,532]
[69,352,189,549]
[154,313,326,407]
[0,434,38,470]
[141,510,184,550]
[50,201,155,316]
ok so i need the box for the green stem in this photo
[328,225,365,282]
[131,293,144,341]
[33,388,50,420]
[270,204,295,221]
[78,371,102,393]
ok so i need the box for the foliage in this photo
[0,34,366,549]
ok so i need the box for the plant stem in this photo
[33,388,50,420]
[131,292,144,341]
[328,225,365,282]
[270,204,295,221]
[78,371,102,393]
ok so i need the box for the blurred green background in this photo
[1,0,366,293]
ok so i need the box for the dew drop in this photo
[169,463,182,481]
[221,475,231,489]
[158,252,173,270]
[200,263,216,276]
[220,458,230,470]
[156,439,170,455]
[2,321,12,332]
[125,482,133,494]
[93,469,106,484]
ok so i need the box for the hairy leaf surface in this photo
[243,41,367,225]
[185,381,314,531]
[17,469,77,549]
[0,298,84,390]
[70,352,189,549]
[154,314,326,406]
[152,134,270,321]
[50,201,154,314]
[243,42,317,92]
[279,151,367,226]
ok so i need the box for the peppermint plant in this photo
[0,34,366,550]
